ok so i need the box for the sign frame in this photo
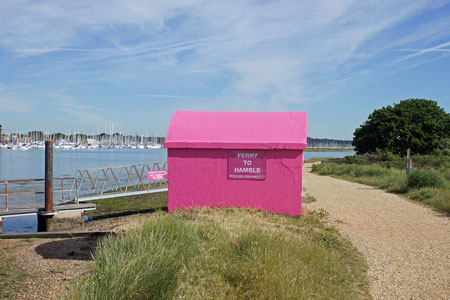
[227,150,266,180]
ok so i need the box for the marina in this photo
[0,137,163,151]
[0,147,167,180]
[0,126,164,151]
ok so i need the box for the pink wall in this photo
[168,148,304,216]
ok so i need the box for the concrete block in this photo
[38,210,84,232]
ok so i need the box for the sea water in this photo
[0,149,354,233]
[0,148,167,180]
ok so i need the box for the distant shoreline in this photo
[305,148,354,152]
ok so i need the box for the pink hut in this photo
[164,111,307,216]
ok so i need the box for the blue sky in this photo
[1,0,449,139]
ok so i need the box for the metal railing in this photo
[67,161,168,200]
[0,161,168,211]
[0,177,77,212]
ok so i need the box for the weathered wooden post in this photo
[45,141,54,212]
[38,141,55,231]
[38,140,88,231]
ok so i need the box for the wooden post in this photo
[406,148,413,182]
[45,141,54,212]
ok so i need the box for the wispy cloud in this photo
[398,41,450,56]
[0,0,449,135]
[55,98,96,111]
[48,93,120,127]
[135,94,214,100]
[401,48,450,52]
[375,40,450,71]
[0,96,33,113]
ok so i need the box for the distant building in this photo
[0,124,2,142]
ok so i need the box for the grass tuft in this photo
[86,192,168,218]
[302,188,317,203]
[64,208,370,300]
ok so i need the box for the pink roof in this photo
[164,111,307,150]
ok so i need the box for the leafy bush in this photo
[375,149,397,162]
[408,169,445,189]
[340,155,365,165]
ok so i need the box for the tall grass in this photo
[312,154,450,213]
[64,208,370,300]
[312,163,408,193]
[408,169,445,189]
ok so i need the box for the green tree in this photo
[353,99,450,155]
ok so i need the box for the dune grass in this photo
[64,208,370,300]
[312,154,450,213]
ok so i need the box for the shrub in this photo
[412,155,450,170]
[340,155,365,165]
[375,149,397,162]
[311,163,334,175]
[408,169,445,189]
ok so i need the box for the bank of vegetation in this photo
[312,152,450,213]
[64,208,370,300]
[85,192,168,218]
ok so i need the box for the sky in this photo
[0,0,449,140]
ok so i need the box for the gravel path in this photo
[0,215,141,299]
[303,163,450,300]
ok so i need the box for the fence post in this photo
[45,141,54,212]
[76,178,79,205]
[5,182,8,212]
[60,178,64,201]
[406,148,413,183]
